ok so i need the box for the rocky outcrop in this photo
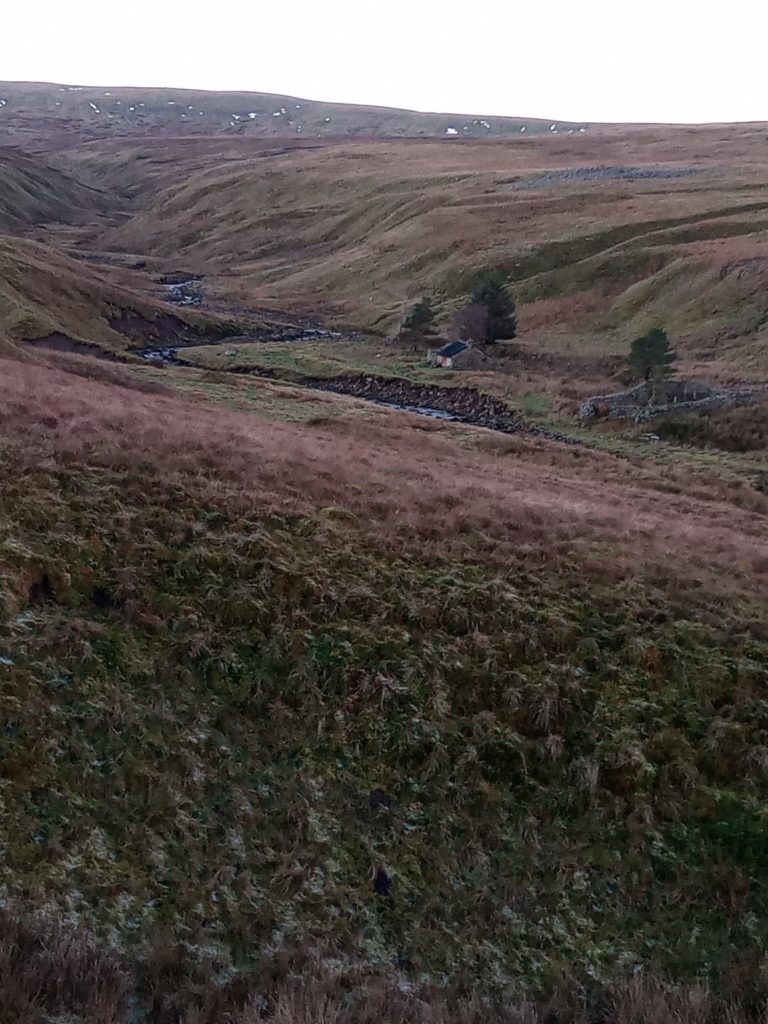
[579,379,768,423]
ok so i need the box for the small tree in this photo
[628,327,678,400]
[399,297,438,338]
[448,303,489,343]
[469,270,517,342]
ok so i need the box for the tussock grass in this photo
[3,907,768,1023]
[1,357,767,998]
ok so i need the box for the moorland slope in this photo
[1,83,768,1022]
[86,126,768,380]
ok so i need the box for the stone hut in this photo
[428,340,489,370]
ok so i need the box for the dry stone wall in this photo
[579,380,768,423]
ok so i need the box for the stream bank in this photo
[137,343,579,445]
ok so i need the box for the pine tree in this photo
[469,270,517,342]
[628,328,678,395]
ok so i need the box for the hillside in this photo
[0,145,110,231]
[95,126,768,379]
[0,236,239,354]
[2,354,768,1021]
[2,81,768,1022]
[0,80,585,149]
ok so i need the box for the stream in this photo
[140,279,576,442]
[136,339,578,444]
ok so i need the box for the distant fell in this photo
[0,80,588,149]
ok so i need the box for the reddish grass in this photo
[2,358,766,600]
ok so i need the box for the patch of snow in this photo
[445,127,458,135]
[550,123,557,131]
[295,104,301,108]
[273,111,282,117]
[579,127,587,132]
[167,101,176,105]
[324,116,331,122]
[280,107,286,114]
[188,105,194,109]
[296,125,302,132]
[199,111,204,115]
[129,106,135,111]
[520,125,526,132]
[0,100,7,107]
[68,87,82,91]
[104,91,111,96]
[248,112,257,119]
[231,113,240,120]
[89,102,101,113]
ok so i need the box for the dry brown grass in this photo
[93,126,768,349]
[0,144,109,230]
[0,235,223,352]
[3,356,766,600]
[2,908,766,1024]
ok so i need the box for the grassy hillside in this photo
[3,84,768,1021]
[0,80,583,149]
[0,146,110,231]
[97,127,768,378]
[0,236,223,353]
[1,355,767,1018]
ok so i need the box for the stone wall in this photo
[579,379,768,423]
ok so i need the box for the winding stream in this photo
[136,339,578,445]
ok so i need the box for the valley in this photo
[1,82,768,1023]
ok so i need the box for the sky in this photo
[3,0,767,123]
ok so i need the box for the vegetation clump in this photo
[400,296,438,336]
[627,327,678,398]
[468,269,518,342]
[655,399,768,451]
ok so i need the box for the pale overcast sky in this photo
[3,0,766,123]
